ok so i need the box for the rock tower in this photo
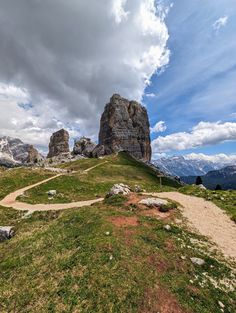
[98,94,151,161]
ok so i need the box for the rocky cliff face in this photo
[98,94,151,161]
[47,129,70,158]
[73,137,96,158]
[0,136,42,166]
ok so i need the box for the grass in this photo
[19,153,180,204]
[180,185,236,223]
[0,167,53,200]
[0,156,235,312]
[0,199,235,313]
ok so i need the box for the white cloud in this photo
[145,92,156,98]
[213,16,228,31]
[185,153,236,164]
[112,0,129,24]
[0,0,170,149]
[151,121,167,133]
[152,121,236,153]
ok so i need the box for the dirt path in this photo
[144,192,236,261]
[0,163,107,213]
[83,161,108,173]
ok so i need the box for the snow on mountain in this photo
[152,154,236,177]
[0,136,42,167]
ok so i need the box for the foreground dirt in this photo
[145,192,236,261]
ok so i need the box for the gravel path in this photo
[145,192,236,261]
[0,163,107,213]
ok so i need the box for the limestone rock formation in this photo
[47,129,70,158]
[26,145,43,164]
[98,94,151,161]
[73,137,96,158]
[0,136,43,166]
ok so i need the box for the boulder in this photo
[139,198,168,207]
[47,129,70,158]
[73,137,96,157]
[108,183,131,196]
[98,94,151,161]
[47,190,57,196]
[190,257,205,266]
[0,226,15,242]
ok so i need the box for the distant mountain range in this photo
[0,136,42,167]
[181,166,236,190]
[152,155,236,177]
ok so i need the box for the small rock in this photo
[190,257,205,266]
[218,301,225,309]
[0,226,15,242]
[134,185,142,193]
[198,184,207,190]
[164,225,171,231]
[181,255,186,260]
[47,190,57,196]
[105,231,110,236]
[139,198,168,207]
[109,255,113,261]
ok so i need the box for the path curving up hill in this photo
[0,162,108,213]
[145,191,236,261]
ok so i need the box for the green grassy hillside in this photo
[0,154,235,313]
[19,153,180,204]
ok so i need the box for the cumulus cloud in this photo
[151,121,167,133]
[185,153,236,164]
[152,121,236,153]
[213,16,228,31]
[0,0,170,148]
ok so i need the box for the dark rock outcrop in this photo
[47,129,70,158]
[73,137,96,158]
[98,94,151,161]
[0,226,15,242]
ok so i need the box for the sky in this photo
[0,0,235,161]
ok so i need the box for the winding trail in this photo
[144,191,236,261]
[0,162,108,213]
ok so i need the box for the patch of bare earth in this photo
[125,193,175,220]
[108,216,139,227]
[139,285,190,313]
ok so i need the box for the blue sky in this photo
[145,0,236,157]
[0,0,235,159]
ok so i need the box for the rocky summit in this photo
[73,137,96,158]
[47,129,70,158]
[0,136,42,166]
[97,94,151,161]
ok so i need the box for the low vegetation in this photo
[180,185,236,223]
[0,197,236,312]
[0,168,53,200]
[19,153,180,204]
[0,154,235,312]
